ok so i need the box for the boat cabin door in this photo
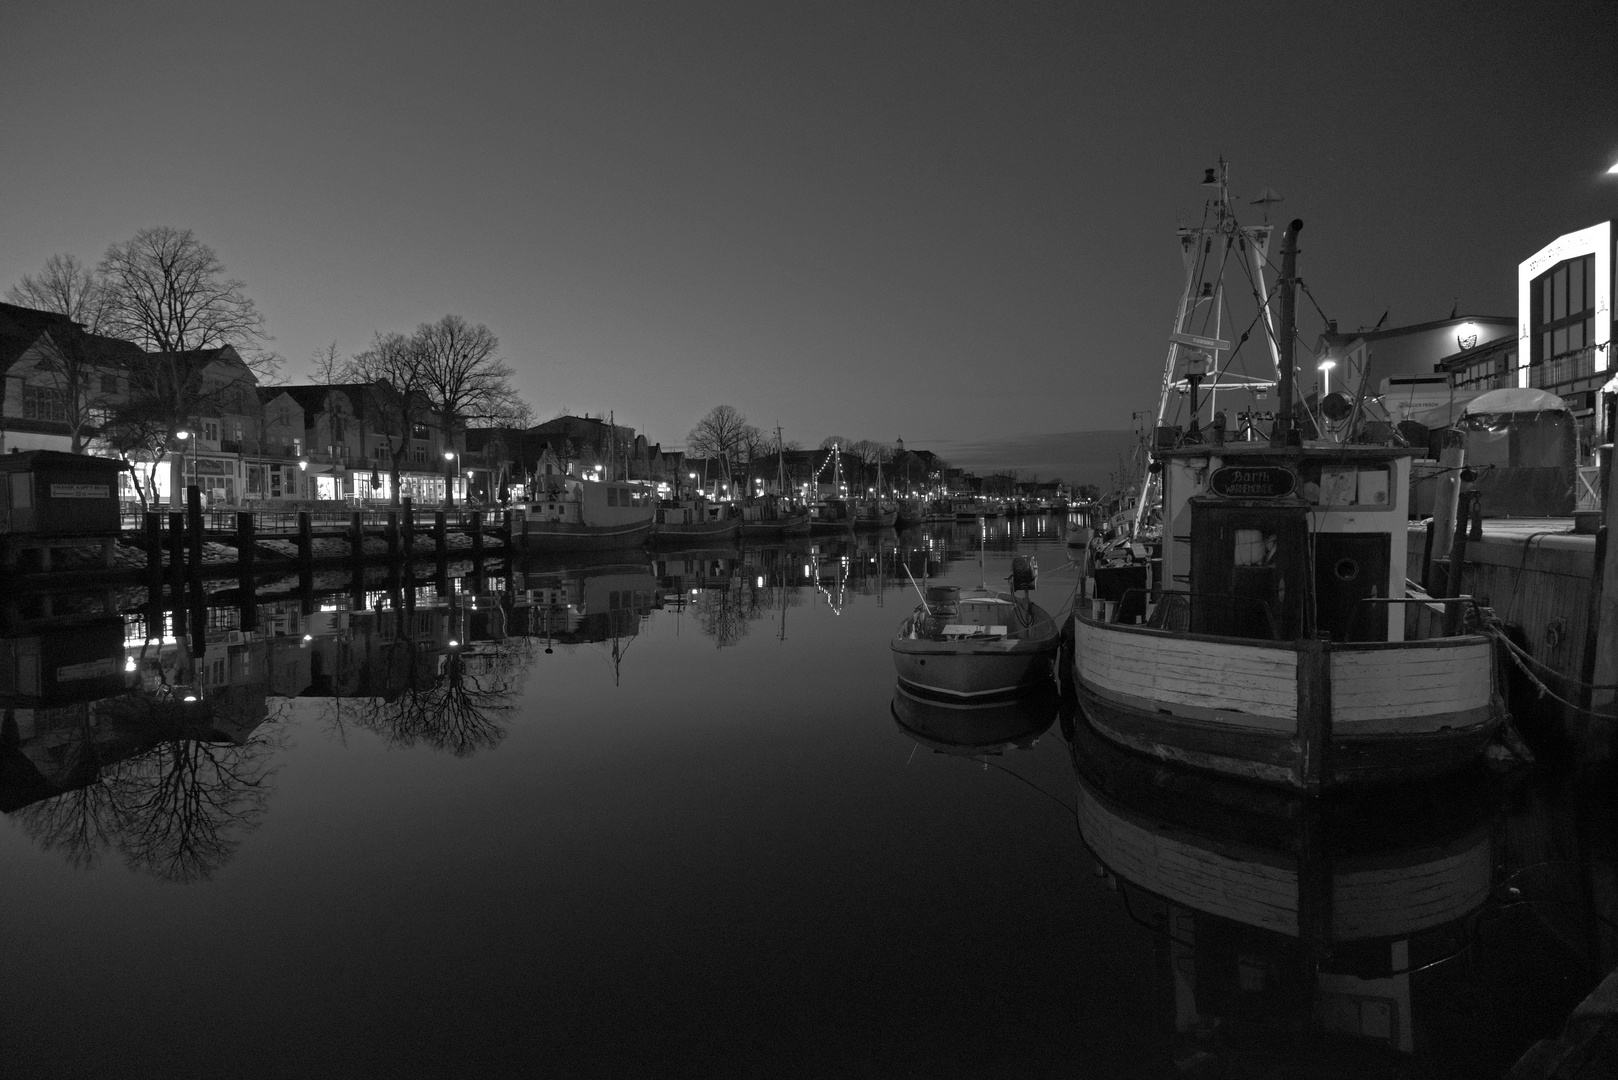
[1188,499,1308,640]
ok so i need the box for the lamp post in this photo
[444,450,457,507]
[174,429,194,508]
[1318,358,1337,397]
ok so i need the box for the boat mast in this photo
[775,425,785,499]
[1276,219,1304,443]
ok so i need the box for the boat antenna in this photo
[903,561,931,615]
[1275,219,1304,445]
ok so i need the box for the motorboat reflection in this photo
[1068,718,1498,1069]
[891,684,1057,756]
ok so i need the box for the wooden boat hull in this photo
[808,518,853,535]
[852,508,898,530]
[518,520,652,553]
[651,519,739,547]
[1071,613,1504,792]
[894,642,1056,700]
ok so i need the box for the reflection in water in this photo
[1065,713,1617,1076]
[891,684,1057,756]
[4,650,281,883]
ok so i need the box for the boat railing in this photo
[1089,587,1485,643]
[1093,587,1279,636]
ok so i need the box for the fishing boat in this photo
[515,475,655,553]
[650,497,739,547]
[740,426,813,537]
[1070,163,1505,793]
[850,500,898,530]
[739,494,810,538]
[891,554,1058,702]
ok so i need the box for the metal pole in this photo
[1276,219,1304,443]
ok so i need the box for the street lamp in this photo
[443,449,457,507]
[174,429,194,508]
[1318,358,1337,396]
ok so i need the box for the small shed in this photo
[0,451,126,536]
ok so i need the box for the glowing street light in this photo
[1318,358,1337,395]
[173,429,194,508]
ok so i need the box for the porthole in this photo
[1334,558,1359,582]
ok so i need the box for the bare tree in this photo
[342,331,435,506]
[687,405,752,485]
[5,255,124,454]
[98,226,277,376]
[413,315,515,431]
[7,253,110,326]
[309,341,343,383]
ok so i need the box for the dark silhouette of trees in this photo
[97,227,274,369]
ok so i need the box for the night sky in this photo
[4,1,1615,483]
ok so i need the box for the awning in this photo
[1412,387,1568,429]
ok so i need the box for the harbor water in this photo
[4,516,1616,1078]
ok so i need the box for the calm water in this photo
[3,516,1615,1078]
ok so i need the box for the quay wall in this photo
[1407,526,1598,748]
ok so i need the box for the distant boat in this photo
[850,500,898,530]
[650,497,739,547]
[808,498,855,535]
[739,495,810,538]
[891,558,1058,702]
[516,476,654,553]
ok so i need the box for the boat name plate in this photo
[1208,465,1296,499]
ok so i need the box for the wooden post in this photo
[236,511,255,591]
[1429,442,1465,595]
[387,511,400,561]
[296,511,313,566]
[401,496,415,563]
[1443,490,1479,636]
[1589,455,1618,724]
[187,485,204,580]
[1419,519,1436,591]
[350,511,364,566]
[167,511,186,588]
[434,510,448,581]
[1295,637,1333,794]
[471,509,485,570]
[145,511,164,594]
[1582,525,1610,713]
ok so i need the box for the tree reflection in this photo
[11,692,282,883]
[320,628,530,758]
[694,586,749,647]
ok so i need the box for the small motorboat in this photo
[890,556,1059,702]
